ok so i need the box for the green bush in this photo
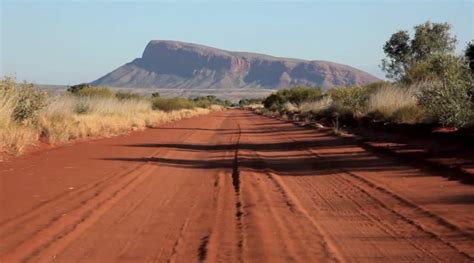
[417,55,473,128]
[192,95,231,108]
[327,86,371,117]
[263,86,322,111]
[151,97,195,112]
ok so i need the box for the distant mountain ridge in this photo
[91,40,379,89]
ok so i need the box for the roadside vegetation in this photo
[258,21,474,130]
[0,80,222,155]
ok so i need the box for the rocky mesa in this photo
[91,40,379,89]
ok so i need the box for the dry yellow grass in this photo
[299,96,333,113]
[367,86,418,116]
[1,93,216,155]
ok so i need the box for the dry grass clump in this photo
[367,85,424,123]
[0,78,216,155]
[299,96,333,114]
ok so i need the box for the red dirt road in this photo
[1,110,473,262]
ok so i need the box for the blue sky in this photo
[1,0,473,85]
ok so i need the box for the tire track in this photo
[249,112,473,261]
[232,123,244,262]
[302,144,474,259]
[1,130,199,262]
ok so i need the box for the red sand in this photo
[1,110,473,262]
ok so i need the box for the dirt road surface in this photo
[1,110,473,262]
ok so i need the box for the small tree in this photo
[381,30,412,80]
[381,21,457,83]
[465,41,474,71]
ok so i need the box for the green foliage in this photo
[151,97,195,112]
[327,86,371,117]
[263,93,286,111]
[465,41,474,71]
[381,30,412,80]
[381,21,457,82]
[115,91,142,100]
[417,54,473,128]
[262,86,322,111]
[411,22,456,61]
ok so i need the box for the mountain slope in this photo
[91,40,379,89]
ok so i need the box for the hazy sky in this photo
[1,0,473,85]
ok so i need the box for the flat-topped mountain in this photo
[91,40,379,89]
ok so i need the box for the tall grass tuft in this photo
[367,85,424,123]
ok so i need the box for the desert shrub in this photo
[263,86,322,110]
[67,83,91,93]
[192,95,231,108]
[13,84,48,124]
[327,86,371,117]
[151,92,161,98]
[263,93,287,111]
[115,91,142,100]
[281,86,322,106]
[151,97,195,112]
[417,55,473,128]
[0,77,48,125]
